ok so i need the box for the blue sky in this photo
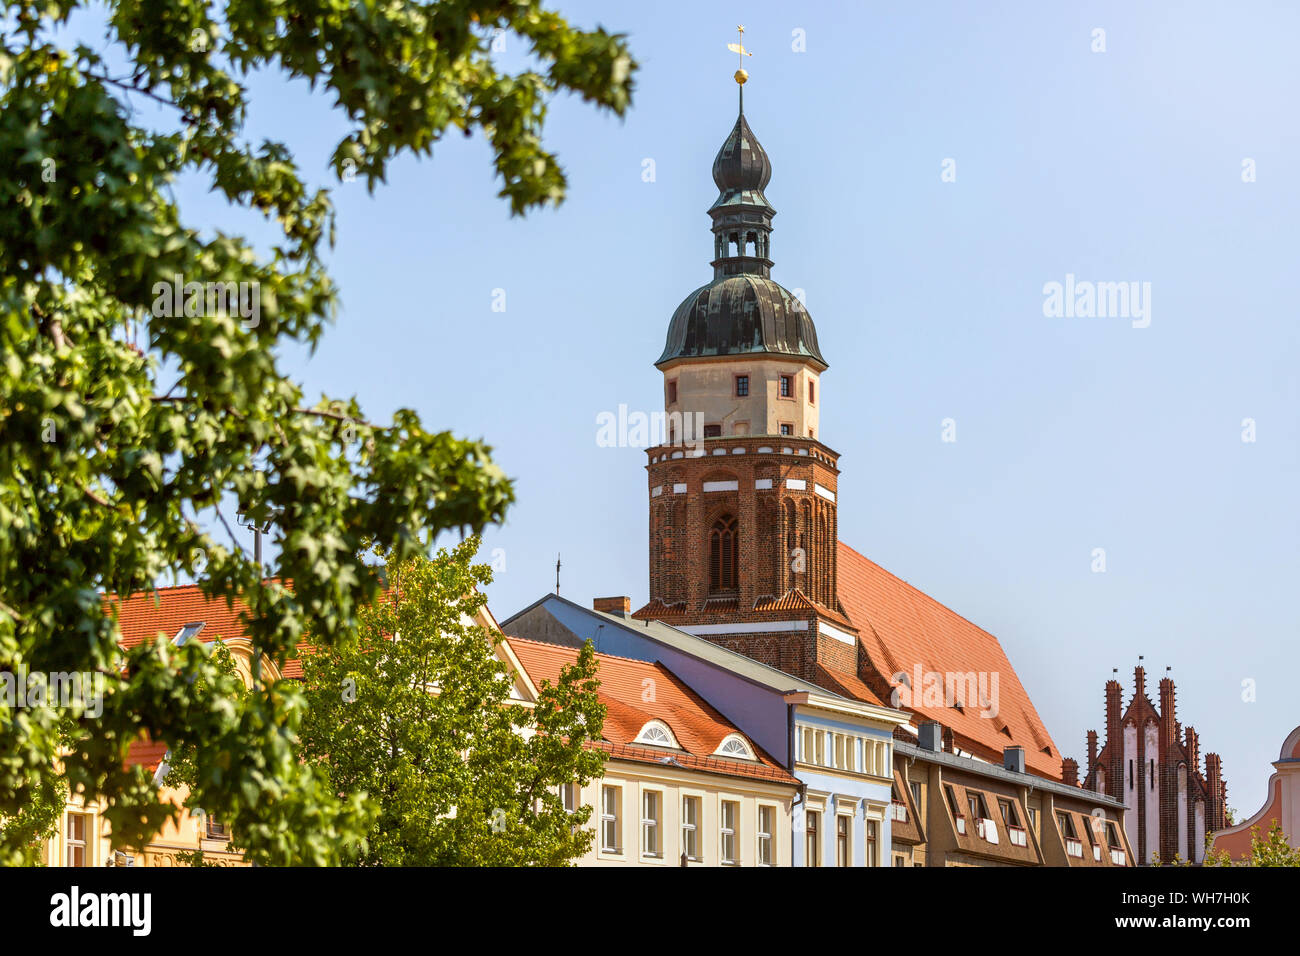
[111,2,1299,815]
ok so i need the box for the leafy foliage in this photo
[0,0,634,864]
[297,538,606,866]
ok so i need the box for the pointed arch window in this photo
[709,514,738,592]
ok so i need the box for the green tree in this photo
[0,0,634,865]
[297,538,606,866]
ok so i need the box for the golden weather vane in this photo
[727,24,751,86]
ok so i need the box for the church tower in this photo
[634,70,860,682]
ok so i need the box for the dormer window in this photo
[715,734,755,760]
[634,720,680,749]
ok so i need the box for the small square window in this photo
[735,375,749,397]
[780,424,793,436]
[704,424,722,438]
[779,375,792,397]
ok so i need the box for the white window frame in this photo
[634,719,680,749]
[835,812,853,867]
[600,785,623,855]
[681,792,703,863]
[640,787,664,860]
[756,803,776,866]
[719,798,740,866]
[714,733,755,760]
[64,811,91,867]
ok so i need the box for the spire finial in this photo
[727,25,751,112]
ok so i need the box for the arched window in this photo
[709,514,738,592]
[715,734,755,760]
[634,720,679,748]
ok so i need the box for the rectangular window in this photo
[682,796,701,862]
[806,811,820,866]
[641,790,662,859]
[866,819,878,867]
[836,815,850,867]
[65,813,89,867]
[757,805,774,866]
[910,781,922,812]
[720,800,739,865]
[703,423,722,438]
[780,375,792,397]
[780,423,793,436]
[560,783,579,813]
[205,813,229,841]
[600,785,622,854]
[667,380,677,404]
[998,798,1018,828]
[1027,806,1038,832]
[808,379,816,404]
[735,375,749,397]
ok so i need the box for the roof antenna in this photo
[555,553,561,596]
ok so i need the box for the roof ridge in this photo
[504,635,666,671]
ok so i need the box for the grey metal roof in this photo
[895,740,1127,809]
[656,274,826,368]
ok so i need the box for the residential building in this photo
[505,636,798,866]
[502,593,910,866]
[1210,724,1300,861]
[1082,664,1227,864]
[891,722,1132,867]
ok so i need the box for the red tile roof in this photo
[835,541,1062,779]
[104,584,303,677]
[506,637,798,787]
[811,662,886,707]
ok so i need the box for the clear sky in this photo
[116,2,1299,816]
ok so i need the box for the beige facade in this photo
[663,356,821,440]
[573,759,794,867]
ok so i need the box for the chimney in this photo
[1003,746,1026,775]
[1062,757,1079,787]
[593,596,631,615]
[918,721,943,752]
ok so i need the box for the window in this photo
[703,423,722,438]
[910,781,922,812]
[945,785,966,834]
[893,853,906,867]
[560,783,579,813]
[779,423,793,436]
[968,792,989,821]
[720,801,739,865]
[866,819,878,867]
[836,815,850,867]
[808,379,815,404]
[600,785,622,854]
[757,805,774,865]
[780,375,792,397]
[667,380,677,404]
[641,791,662,859]
[1149,758,1155,790]
[682,796,701,862]
[1059,811,1083,858]
[735,375,749,397]
[806,811,820,866]
[205,813,229,841]
[998,798,1019,828]
[635,720,678,748]
[65,813,89,867]
[708,515,738,592]
[715,734,754,759]
[1027,806,1038,833]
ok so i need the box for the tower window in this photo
[709,515,738,592]
[780,423,793,436]
[780,375,792,397]
[808,380,816,404]
[703,424,722,438]
[735,375,749,397]
[667,380,677,404]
